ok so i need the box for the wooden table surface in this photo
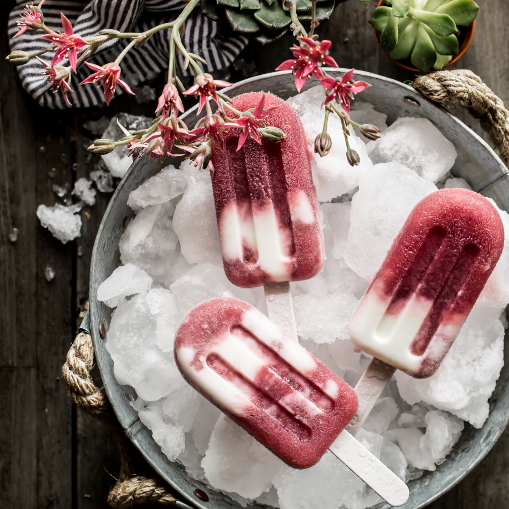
[1,0,508,508]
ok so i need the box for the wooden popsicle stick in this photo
[264,281,298,342]
[346,357,397,437]
[329,429,409,507]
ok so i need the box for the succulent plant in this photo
[201,0,347,44]
[370,0,479,72]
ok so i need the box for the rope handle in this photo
[62,331,180,508]
[413,69,509,168]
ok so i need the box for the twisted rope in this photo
[413,69,509,167]
[63,331,179,508]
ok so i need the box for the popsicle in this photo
[211,92,324,339]
[175,297,409,506]
[347,188,504,435]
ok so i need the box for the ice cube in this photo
[72,177,96,206]
[366,117,457,182]
[172,170,222,265]
[293,292,359,344]
[170,262,256,318]
[97,263,153,308]
[444,177,472,190]
[202,416,286,500]
[119,201,178,284]
[321,202,351,260]
[287,85,374,202]
[380,438,407,481]
[362,397,399,435]
[37,203,82,244]
[327,337,363,373]
[128,165,189,211]
[344,163,437,281]
[395,304,504,428]
[90,168,114,193]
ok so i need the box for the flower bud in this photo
[284,0,294,8]
[359,124,381,141]
[259,126,286,142]
[314,132,332,157]
[99,29,121,35]
[146,138,159,154]
[88,140,115,155]
[346,148,360,167]
[203,143,212,169]
[24,20,43,30]
[6,51,30,66]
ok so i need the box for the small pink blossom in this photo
[158,116,189,153]
[277,37,338,92]
[183,73,231,114]
[224,94,278,150]
[185,114,226,148]
[80,62,134,105]
[320,69,371,115]
[156,83,184,118]
[14,1,44,38]
[37,56,73,105]
[178,143,211,171]
[40,13,88,72]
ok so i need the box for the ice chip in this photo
[72,177,96,206]
[366,117,457,182]
[37,203,82,244]
[97,263,153,308]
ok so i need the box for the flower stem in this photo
[222,100,243,117]
[114,38,138,64]
[308,1,317,38]
[290,4,307,38]
[322,108,330,134]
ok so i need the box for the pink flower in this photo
[37,56,73,105]
[224,94,278,150]
[277,37,338,92]
[40,13,88,72]
[183,73,231,114]
[185,114,226,148]
[156,83,184,118]
[14,1,44,38]
[80,62,134,105]
[320,69,371,115]
[158,116,189,153]
[178,143,212,171]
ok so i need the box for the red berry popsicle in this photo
[211,92,324,340]
[347,188,504,435]
[175,298,409,506]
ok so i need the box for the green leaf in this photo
[282,0,312,12]
[225,8,261,32]
[410,9,457,36]
[201,0,226,22]
[433,53,453,69]
[423,0,447,11]
[436,0,478,25]
[254,0,292,29]
[422,23,458,54]
[369,6,392,32]
[255,26,288,44]
[407,0,426,7]
[239,0,261,9]
[217,0,240,8]
[411,23,437,71]
[391,0,410,17]
[380,14,399,52]
[264,0,277,6]
[298,0,335,21]
[388,19,419,59]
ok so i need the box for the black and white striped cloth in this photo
[8,0,248,109]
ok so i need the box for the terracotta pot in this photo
[375,0,475,73]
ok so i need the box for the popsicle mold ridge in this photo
[210,92,324,288]
[174,297,358,469]
[350,188,505,379]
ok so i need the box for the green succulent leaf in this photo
[436,0,478,25]
[433,53,453,69]
[201,0,226,22]
[380,14,399,52]
[423,0,447,11]
[254,0,291,30]
[240,0,261,9]
[369,7,392,32]
[255,26,288,43]
[282,0,312,12]
[264,0,277,6]
[388,19,419,60]
[411,23,437,71]
[226,8,261,32]
[422,23,458,54]
[410,9,457,36]
[391,0,410,17]
[218,0,240,8]
[298,0,335,21]
[407,0,426,7]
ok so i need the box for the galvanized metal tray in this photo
[89,69,509,509]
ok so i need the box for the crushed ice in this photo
[96,86,508,509]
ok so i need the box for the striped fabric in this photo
[8,0,248,109]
